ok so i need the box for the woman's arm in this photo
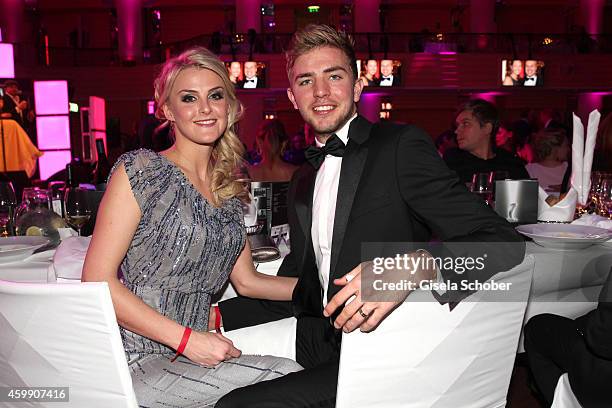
[229,240,297,301]
[82,164,240,366]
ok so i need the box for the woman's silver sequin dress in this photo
[111,149,300,407]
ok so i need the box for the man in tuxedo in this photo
[378,59,398,87]
[239,61,264,89]
[216,24,525,407]
[525,268,612,407]
[523,60,543,87]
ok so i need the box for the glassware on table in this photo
[48,181,66,217]
[14,187,66,242]
[64,187,92,236]
[470,172,494,206]
[0,182,17,236]
[599,178,612,219]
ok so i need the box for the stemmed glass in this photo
[0,182,17,236]
[470,172,494,206]
[63,187,92,236]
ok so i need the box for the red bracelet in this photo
[170,327,192,362]
[214,305,222,334]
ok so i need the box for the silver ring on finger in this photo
[358,308,369,319]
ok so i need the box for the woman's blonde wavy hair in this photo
[154,47,247,206]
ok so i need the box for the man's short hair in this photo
[457,99,500,139]
[2,80,18,89]
[285,24,358,81]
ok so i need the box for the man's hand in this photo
[323,252,437,333]
[323,262,401,333]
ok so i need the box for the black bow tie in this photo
[246,79,255,83]
[381,76,392,81]
[525,77,535,81]
[304,134,345,170]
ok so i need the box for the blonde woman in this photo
[82,47,301,407]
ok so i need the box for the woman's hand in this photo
[182,330,241,367]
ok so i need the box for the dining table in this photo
[0,236,610,352]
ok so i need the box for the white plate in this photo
[0,236,51,264]
[516,224,612,250]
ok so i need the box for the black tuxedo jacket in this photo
[220,116,525,329]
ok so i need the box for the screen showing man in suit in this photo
[378,59,401,87]
[523,59,544,87]
[216,24,525,408]
[240,61,266,89]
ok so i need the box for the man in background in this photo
[378,59,399,87]
[523,60,543,87]
[240,61,264,89]
[444,99,529,183]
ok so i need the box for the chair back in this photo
[0,281,138,407]
[336,255,535,408]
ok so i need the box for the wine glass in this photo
[63,188,92,236]
[470,172,494,206]
[0,182,17,236]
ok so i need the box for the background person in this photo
[444,99,529,183]
[246,119,298,182]
[379,59,399,86]
[526,128,569,196]
[239,61,263,88]
[523,60,543,86]
[360,59,379,86]
[503,59,524,86]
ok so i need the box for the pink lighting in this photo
[117,0,143,61]
[39,150,72,180]
[0,43,15,78]
[581,0,604,36]
[34,81,69,115]
[147,100,155,115]
[36,116,71,150]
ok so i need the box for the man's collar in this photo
[315,113,357,147]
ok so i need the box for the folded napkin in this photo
[571,110,600,205]
[538,186,578,222]
[540,110,601,222]
[572,213,612,230]
[53,236,91,280]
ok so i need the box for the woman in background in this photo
[503,59,524,86]
[247,119,298,182]
[526,128,570,196]
[82,47,300,407]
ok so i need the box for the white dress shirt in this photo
[379,75,394,86]
[311,114,356,307]
[524,76,538,87]
[243,76,258,89]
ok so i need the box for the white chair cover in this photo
[0,281,138,408]
[221,317,297,360]
[336,255,535,408]
[551,373,583,408]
